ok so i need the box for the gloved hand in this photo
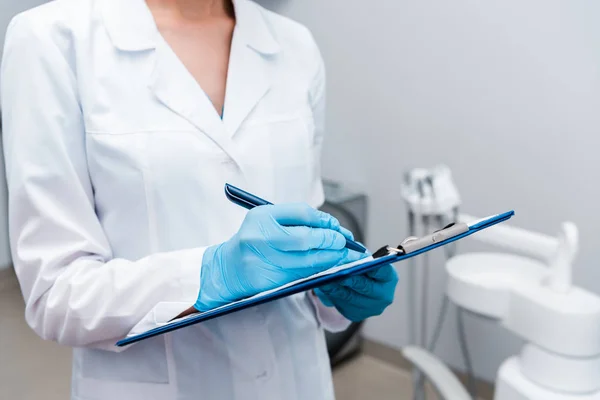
[314,263,398,322]
[195,203,357,312]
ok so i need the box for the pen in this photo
[224,183,367,253]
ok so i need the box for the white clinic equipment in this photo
[401,167,600,400]
[401,166,461,353]
[401,165,463,400]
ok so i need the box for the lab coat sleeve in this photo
[306,38,352,333]
[1,15,203,352]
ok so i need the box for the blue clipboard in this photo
[116,210,514,347]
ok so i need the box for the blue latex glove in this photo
[195,203,356,312]
[315,263,399,322]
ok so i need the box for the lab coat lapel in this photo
[149,44,227,146]
[149,50,249,170]
[223,0,281,137]
[223,35,272,137]
[101,0,277,171]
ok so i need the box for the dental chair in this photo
[403,216,600,400]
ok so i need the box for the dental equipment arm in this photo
[458,215,578,293]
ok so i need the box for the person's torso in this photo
[35,0,333,398]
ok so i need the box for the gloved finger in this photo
[317,282,354,301]
[365,265,398,282]
[265,203,344,232]
[317,283,383,308]
[338,274,375,296]
[280,248,350,271]
[313,288,334,307]
[341,296,391,321]
[277,225,347,251]
[339,292,387,311]
[337,248,369,264]
[344,275,397,303]
[320,280,396,308]
[304,250,370,286]
[338,226,355,241]
[293,248,369,276]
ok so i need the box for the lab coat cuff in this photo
[309,290,351,332]
[128,247,206,336]
[128,302,195,337]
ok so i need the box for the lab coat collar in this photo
[101,0,158,52]
[102,0,281,176]
[101,0,281,55]
[233,0,281,55]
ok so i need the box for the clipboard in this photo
[116,210,514,347]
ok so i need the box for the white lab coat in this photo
[1,0,350,398]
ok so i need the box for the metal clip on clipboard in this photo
[373,222,470,258]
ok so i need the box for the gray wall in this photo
[262,0,600,383]
[0,0,49,269]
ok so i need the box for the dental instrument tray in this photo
[117,210,514,347]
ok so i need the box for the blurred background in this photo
[1,1,599,399]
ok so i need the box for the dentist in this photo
[1,0,398,399]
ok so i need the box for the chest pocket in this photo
[237,108,316,204]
